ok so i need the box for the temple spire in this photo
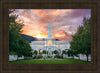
[48,24,53,38]
[47,10,53,38]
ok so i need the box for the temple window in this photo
[48,40,52,46]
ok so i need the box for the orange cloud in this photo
[33,10,48,17]
[14,9,91,41]
[61,9,71,12]
[51,10,60,15]
[54,31,66,38]
[35,31,47,38]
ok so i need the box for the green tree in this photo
[62,50,67,54]
[67,49,73,57]
[33,50,38,55]
[9,10,33,60]
[18,39,33,57]
[43,50,46,54]
[67,49,74,58]
[54,50,58,55]
[70,16,91,61]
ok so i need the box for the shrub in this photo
[24,57,33,59]
[47,56,52,58]
[54,55,63,59]
[37,55,43,59]
[33,55,38,59]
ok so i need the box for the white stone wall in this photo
[18,56,24,60]
[63,54,91,61]
[30,40,70,53]
[9,55,18,61]
[9,55,24,61]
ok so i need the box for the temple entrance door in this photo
[48,48,52,56]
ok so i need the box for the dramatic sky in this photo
[13,9,91,41]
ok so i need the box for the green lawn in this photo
[9,58,91,64]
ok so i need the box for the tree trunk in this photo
[72,53,74,59]
[78,54,80,60]
[86,53,88,62]
[17,55,18,60]
[72,55,74,59]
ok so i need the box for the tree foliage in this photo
[70,16,91,61]
[33,50,38,55]
[62,50,67,54]
[43,50,46,54]
[54,50,59,55]
[9,10,33,57]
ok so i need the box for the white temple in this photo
[30,24,70,56]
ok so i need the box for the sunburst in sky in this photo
[13,9,91,41]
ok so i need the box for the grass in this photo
[9,58,91,64]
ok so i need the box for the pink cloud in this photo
[14,9,91,41]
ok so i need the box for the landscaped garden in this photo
[9,58,91,64]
